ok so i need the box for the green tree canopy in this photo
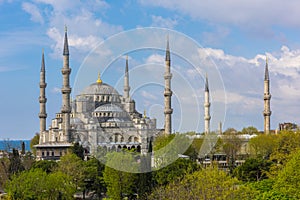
[30,133,40,156]
[103,152,138,200]
[149,167,256,200]
[273,149,300,199]
[234,158,272,182]
[5,168,75,200]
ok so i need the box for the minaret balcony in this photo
[164,73,172,79]
[204,116,211,120]
[264,94,271,100]
[39,97,47,103]
[263,111,272,116]
[204,102,211,107]
[164,108,173,114]
[61,87,71,94]
[164,90,172,96]
[39,82,47,88]
[39,113,47,118]
[61,68,71,75]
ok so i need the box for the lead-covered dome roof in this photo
[95,104,123,112]
[81,82,119,96]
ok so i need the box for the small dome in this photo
[81,83,119,95]
[70,118,83,124]
[95,104,124,112]
[107,118,123,122]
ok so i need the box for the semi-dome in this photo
[95,104,124,112]
[81,82,120,96]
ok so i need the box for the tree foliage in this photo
[8,148,24,175]
[153,158,199,186]
[103,152,138,200]
[273,149,300,199]
[234,158,272,182]
[5,168,75,200]
[149,167,255,200]
[30,133,40,156]
[241,126,259,135]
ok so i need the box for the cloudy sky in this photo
[1,0,300,139]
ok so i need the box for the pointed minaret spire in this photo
[63,25,69,56]
[205,73,209,92]
[164,35,173,134]
[124,55,130,99]
[165,34,170,62]
[265,56,269,80]
[61,26,72,142]
[204,74,211,134]
[263,56,271,134]
[39,50,47,135]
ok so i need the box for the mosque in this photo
[34,29,173,160]
[35,28,272,160]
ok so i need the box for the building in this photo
[35,29,173,160]
[263,57,272,134]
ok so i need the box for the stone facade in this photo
[263,57,271,134]
[204,75,211,134]
[35,29,162,160]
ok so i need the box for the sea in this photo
[0,140,31,152]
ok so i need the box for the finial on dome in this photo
[143,109,147,118]
[97,71,102,84]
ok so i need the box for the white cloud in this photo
[22,2,44,24]
[139,0,300,29]
[145,54,164,64]
[31,0,122,59]
[151,15,178,29]
[195,45,300,130]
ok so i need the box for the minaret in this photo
[204,74,211,134]
[124,55,130,99]
[61,26,72,142]
[164,36,173,134]
[263,57,271,134]
[39,50,47,134]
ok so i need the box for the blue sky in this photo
[1,0,300,139]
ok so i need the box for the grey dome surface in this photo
[95,104,124,112]
[70,117,83,124]
[81,83,120,95]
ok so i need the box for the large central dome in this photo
[81,82,120,95]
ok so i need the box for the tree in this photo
[0,157,10,190]
[249,134,275,159]
[31,160,58,173]
[82,157,106,198]
[8,148,24,175]
[153,158,199,186]
[233,158,272,182]
[241,126,259,135]
[103,152,138,200]
[21,141,26,155]
[184,138,203,161]
[5,168,76,200]
[71,142,85,160]
[273,149,300,199]
[221,133,242,173]
[269,131,300,177]
[55,153,84,189]
[149,167,256,200]
[30,133,40,156]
